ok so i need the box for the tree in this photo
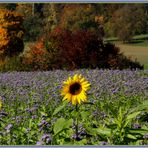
[15,3,43,42]
[110,4,147,42]
[59,4,96,31]
[0,9,25,57]
[41,3,64,36]
[0,3,17,11]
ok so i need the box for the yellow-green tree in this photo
[0,9,25,57]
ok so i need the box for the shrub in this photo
[42,28,143,70]
[21,42,51,71]
[0,56,24,72]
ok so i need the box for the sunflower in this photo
[61,74,90,105]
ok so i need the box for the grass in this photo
[104,34,148,47]
[116,43,148,66]
[144,65,148,70]
[105,34,148,69]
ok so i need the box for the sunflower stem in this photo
[75,104,79,140]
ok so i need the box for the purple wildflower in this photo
[133,123,141,129]
[5,124,13,132]
[143,134,148,139]
[101,141,108,145]
[36,141,43,145]
[41,134,52,144]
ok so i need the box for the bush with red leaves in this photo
[38,27,143,70]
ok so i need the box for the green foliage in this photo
[0,3,147,71]
[52,101,68,116]
[110,4,147,42]
[23,13,43,42]
[0,3,17,11]
[84,101,148,145]
[53,118,73,136]
[0,56,23,72]
[0,70,148,145]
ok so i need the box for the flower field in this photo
[0,69,148,145]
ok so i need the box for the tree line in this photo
[0,3,146,71]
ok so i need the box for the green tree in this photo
[0,3,17,11]
[15,3,43,41]
[42,3,63,36]
[110,4,147,42]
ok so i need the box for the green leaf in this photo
[96,128,111,136]
[53,118,73,136]
[138,100,148,110]
[54,118,65,135]
[52,100,68,116]
[133,100,148,111]
[80,111,90,120]
[85,127,97,136]
[129,129,148,135]
[63,118,73,129]
[40,111,48,117]
[126,134,137,140]
[74,139,87,145]
[85,127,111,137]
[126,111,141,120]
[118,107,123,120]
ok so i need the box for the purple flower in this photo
[41,134,52,144]
[26,128,31,133]
[80,130,87,136]
[133,123,141,129]
[71,134,77,139]
[0,111,8,117]
[38,120,49,127]
[143,134,148,139]
[101,141,108,145]
[71,134,81,141]
[32,115,37,119]
[36,141,43,145]
[5,124,13,132]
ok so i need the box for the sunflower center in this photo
[69,82,82,95]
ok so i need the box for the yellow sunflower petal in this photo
[61,74,90,105]
[76,96,81,104]
[72,96,77,105]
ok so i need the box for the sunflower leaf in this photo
[52,100,68,116]
[53,118,65,135]
[53,118,73,136]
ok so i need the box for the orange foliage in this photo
[95,15,104,24]
[0,9,25,57]
[22,41,50,71]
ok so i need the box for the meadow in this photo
[105,34,148,69]
[116,44,148,68]
[0,69,148,145]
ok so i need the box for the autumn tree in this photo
[0,9,25,57]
